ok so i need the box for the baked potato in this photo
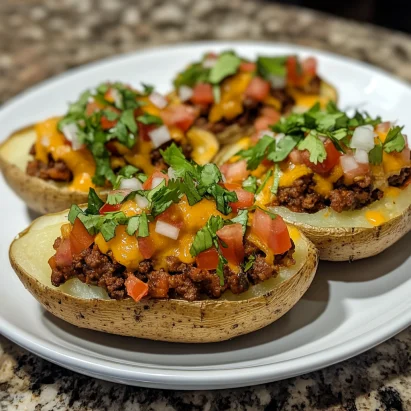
[215,104,411,261]
[170,51,338,145]
[9,145,318,343]
[0,82,219,214]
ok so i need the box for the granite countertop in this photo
[1,0,411,409]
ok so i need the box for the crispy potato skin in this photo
[9,213,318,343]
[287,204,411,261]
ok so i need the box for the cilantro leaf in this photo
[182,173,202,206]
[242,175,257,193]
[297,131,327,164]
[126,216,140,236]
[256,56,287,80]
[267,135,300,162]
[209,53,241,84]
[107,192,125,205]
[206,184,237,215]
[243,255,256,272]
[141,83,154,95]
[271,163,280,195]
[174,63,210,88]
[120,109,138,133]
[238,135,275,170]
[383,126,406,153]
[190,215,225,257]
[216,253,226,286]
[68,205,83,224]
[255,169,272,195]
[138,212,149,237]
[161,143,198,177]
[230,210,248,235]
[369,139,383,165]
[137,113,163,125]
[100,219,118,241]
[85,188,104,215]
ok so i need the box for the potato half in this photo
[270,185,411,261]
[9,211,318,343]
[0,126,219,215]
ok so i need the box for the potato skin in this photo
[9,214,318,343]
[286,203,411,261]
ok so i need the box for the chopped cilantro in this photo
[243,255,256,272]
[256,56,287,80]
[238,135,275,170]
[383,126,406,153]
[84,188,104,215]
[255,169,273,195]
[297,131,326,164]
[271,163,280,195]
[209,53,241,84]
[369,140,383,165]
[242,175,257,193]
[230,209,249,235]
[190,215,225,257]
[137,113,163,125]
[216,254,227,286]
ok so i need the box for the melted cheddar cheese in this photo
[279,164,312,187]
[95,197,226,270]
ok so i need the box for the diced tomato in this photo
[216,224,245,266]
[251,209,291,255]
[99,203,122,214]
[138,122,157,142]
[287,56,317,87]
[156,205,183,229]
[302,139,341,175]
[196,248,219,270]
[138,237,155,259]
[100,106,120,130]
[143,171,169,190]
[191,83,214,105]
[69,218,94,255]
[85,101,104,116]
[160,104,198,132]
[125,276,149,302]
[55,238,73,267]
[288,149,303,165]
[224,183,254,212]
[254,107,281,133]
[244,77,271,102]
[220,160,249,184]
[239,62,257,72]
[376,121,391,134]
[302,57,317,77]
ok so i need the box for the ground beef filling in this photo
[51,239,295,302]
[193,89,295,135]
[272,168,410,214]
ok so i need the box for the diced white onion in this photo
[149,92,168,109]
[152,177,165,189]
[168,167,177,180]
[119,178,143,190]
[135,194,149,209]
[275,132,285,142]
[178,85,194,102]
[62,123,82,150]
[155,220,180,240]
[148,125,171,148]
[268,74,286,89]
[258,130,275,140]
[351,125,375,152]
[340,155,359,173]
[203,57,217,68]
[110,88,123,108]
[354,149,369,164]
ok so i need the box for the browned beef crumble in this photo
[388,167,411,187]
[51,239,295,302]
[272,174,389,213]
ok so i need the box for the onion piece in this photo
[110,88,123,108]
[119,178,143,191]
[268,74,286,89]
[61,123,82,150]
[351,125,375,152]
[155,220,180,240]
[149,92,168,109]
[354,149,369,164]
[178,85,194,102]
[152,177,165,189]
[203,57,217,68]
[148,125,171,148]
[340,155,359,173]
[135,194,149,209]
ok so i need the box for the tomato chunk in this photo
[251,209,291,255]
[239,62,257,72]
[220,160,249,184]
[244,77,270,102]
[191,83,214,105]
[138,237,155,259]
[216,223,245,266]
[160,104,198,132]
[302,139,341,175]
[55,238,73,267]
[224,183,254,212]
[196,248,219,270]
[143,171,169,190]
[125,276,149,302]
[70,218,94,255]
[287,56,317,87]
[99,203,122,214]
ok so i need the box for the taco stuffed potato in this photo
[216,103,411,261]
[0,82,219,214]
[10,146,318,342]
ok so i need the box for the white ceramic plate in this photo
[1,42,411,390]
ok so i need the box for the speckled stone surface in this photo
[1,0,411,410]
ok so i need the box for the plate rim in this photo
[1,40,411,389]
